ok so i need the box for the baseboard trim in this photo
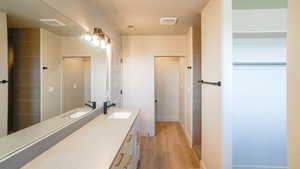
[233,165,288,169]
[200,160,207,169]
[186,132,192,148]
[179,123,192,148]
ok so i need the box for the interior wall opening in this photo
[62,57,91,113]
[232,2,288,169]
[154,56,185,124]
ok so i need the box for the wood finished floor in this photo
[138,122,201,169]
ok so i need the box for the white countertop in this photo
[0,107,93,161]
[21,108,139,169]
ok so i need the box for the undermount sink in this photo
[107,111,132,119]
[69,108,92,119]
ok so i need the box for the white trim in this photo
[233,165,287,169]
[179,122,192,148]
[0,12,8,137]
[200,160,207,169]
[40,29,44,122]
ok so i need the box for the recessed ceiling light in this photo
[160,17,178,25]
[127,25,136,31]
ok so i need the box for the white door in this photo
[155,57,180,121]
[0,12,8,137]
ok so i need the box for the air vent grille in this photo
[40,19,66,27]
[160,17,178,25]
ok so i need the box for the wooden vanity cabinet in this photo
[110,118,140,169]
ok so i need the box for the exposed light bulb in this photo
[92,35,98,41]
[101,39,106,49]
[82,33,92,41]
[106,43,111,50]
[91,39,100,46]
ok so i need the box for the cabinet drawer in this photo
[110,116,140,169]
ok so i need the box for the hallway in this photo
[138,122,201,169]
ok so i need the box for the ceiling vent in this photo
[127,25,136,31]
[40,19,66,27]
[160,17,178,25]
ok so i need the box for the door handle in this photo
[0,80,8,84]
[42,66,48,70]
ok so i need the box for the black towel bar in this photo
[199,80,221,86]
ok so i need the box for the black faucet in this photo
[103,101,116,115]
[85,101,96,109]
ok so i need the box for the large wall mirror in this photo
[0,0,109,160]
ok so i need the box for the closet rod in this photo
[233,62,286,66]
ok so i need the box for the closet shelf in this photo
[233,31,287,38]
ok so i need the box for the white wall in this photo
[233,9,288,33]
[122,35,186,136]
[233,36,287,63]
[0,12,8,137]
[232,66,287,169]
[201,0,232,169]
[288,1,300,169]
[61,37,108,109]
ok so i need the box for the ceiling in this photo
[0,0,85,36]
[93,0,205,35]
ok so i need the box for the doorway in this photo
[62,57,91,113]
[154,56,185,122]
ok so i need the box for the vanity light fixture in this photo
[91,28,100,47]
[106,38,112,50]
[98,28,106,49]
[82,27,111,49]
[100,39,106,49]
[91,39,100,46]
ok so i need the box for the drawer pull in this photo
[126,134,133,143]
[115,153,125,167]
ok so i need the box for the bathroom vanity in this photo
[20,109,140,169]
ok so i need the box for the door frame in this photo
[0,12,8,137]
[154,56,186,128]
[61,56,92,113]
